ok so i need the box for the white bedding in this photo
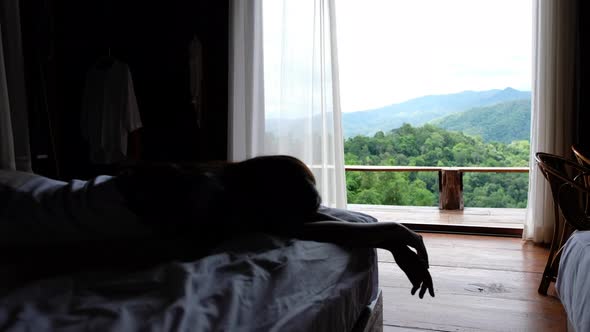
[0,170,153,245]
[0,234,376,332]
[0,171,378,331]
[556,230,590,332]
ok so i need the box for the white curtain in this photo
[228,0,266,162]
[0,0,31,172]
[229,0,347,208]
[524,0,578,243]
[0,23,16,170]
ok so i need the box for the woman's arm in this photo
[292,217,434,299]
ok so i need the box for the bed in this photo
[556,230,590,332]
[0,170,382,331]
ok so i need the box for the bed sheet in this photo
[556,230,590,332]
[0,233,377,332]
[0,170,152,246]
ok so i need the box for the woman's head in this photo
[224,155,321,223]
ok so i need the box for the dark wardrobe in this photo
[20,1,229,179]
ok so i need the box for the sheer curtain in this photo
[0,0,32,172]
[524,0,578,243]
[0,23,16,170]
[229,0,347,208]
[228,0,265,162]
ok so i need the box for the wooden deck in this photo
[379,233,565,331]
[348,204,525,230]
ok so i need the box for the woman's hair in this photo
[224,155,321,226]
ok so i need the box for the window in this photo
[336,0,533,210]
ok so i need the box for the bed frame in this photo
[352,289,383,332]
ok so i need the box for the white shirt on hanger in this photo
[81,59,142,164]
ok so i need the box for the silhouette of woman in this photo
[114,155,435,298]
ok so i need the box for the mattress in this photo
[0,171,379,331]
[556,230,590,332]
[0,234,377,332]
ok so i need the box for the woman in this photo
[0,155,434,298]
[115,155,434,299]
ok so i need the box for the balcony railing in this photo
[345,165,529,210]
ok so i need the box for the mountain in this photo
[430,99,531,143]
[342,88,531,138]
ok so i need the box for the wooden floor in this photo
[349,204,525,229]
[379,233,566,332]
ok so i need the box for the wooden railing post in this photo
[438,168,463,210]
[344,165,528,211]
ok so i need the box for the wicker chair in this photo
[572,144,590,167]
[534,152,590,295]
[572,144,590,215]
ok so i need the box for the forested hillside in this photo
[431,99,531,143]
[344,124,529,208]
[342,88,531,138]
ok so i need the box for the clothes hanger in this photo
[95,46,116,69]
[95,2,116,68]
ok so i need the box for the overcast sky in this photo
[335,0,532,112]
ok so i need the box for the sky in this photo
[335,0,533,112]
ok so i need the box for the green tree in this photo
[344,124,529,208]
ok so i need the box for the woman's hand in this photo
[390,243,435,298]
[384,225,434,298]
[397,225,430,269]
